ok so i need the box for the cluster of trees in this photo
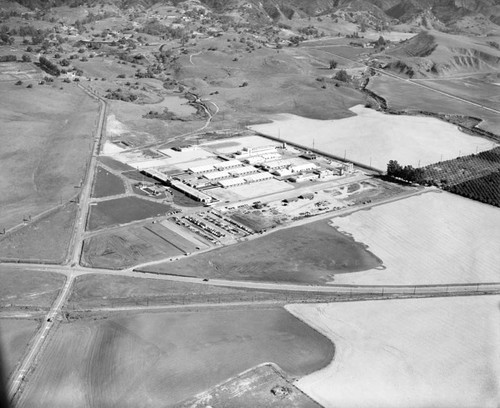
[39,56,60,76]
[387,160,424,183]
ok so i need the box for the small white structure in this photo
[273,168,294,177]
[216,160,243,171]
[219,177,247,188]
[244,173,273,183]
[203,171,232,181]
[189,164,215,174]
[263,160,291,171]
[170,180,213,203]
[230,166,259,177]
[291,163,318,173]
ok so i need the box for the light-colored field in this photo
[0,62,43,81]
[363,31,418,41]
[209,179,294,202]
[250,105,496,170]
[328,191,500,285]
[287,295,500,408]
[18,308,333,407]
[0,319,38,379]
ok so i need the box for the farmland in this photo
[0,202,77,263]
[17,307,333,408]
[421,146,500,206]
[0,267,65,310]
[86,196,176,231]
[249,105,495,170]
[327,191,500,285]
[175,363,321,408]
[142,218,382,284]
[0,319,38,379]
[287,295,500,408]
[0,82,98,231]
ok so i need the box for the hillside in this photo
[379,30,500,77]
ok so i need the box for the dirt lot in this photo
[0,202,77,263]
[0,82,98,231]
[0,319,38,380]
[0,267,65,310]
[82,223,197,269]
[87,196,176,231]
[91,167,126,199]
[143,219,382,284]
[18,307,333,408]
[175,363,321,408]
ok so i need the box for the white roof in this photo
[219,177,247,187]
[203,171,231,180]
[291,163,318,172]
[244,173,273,182]
[230,166,258,175]
[216,160,243,169]
[189,164,215,173]
[264,160,291,169]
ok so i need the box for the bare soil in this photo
[0,319,38,379]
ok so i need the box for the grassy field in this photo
[0,82,98,231]
[0,319,38,379]
[175,363,321,408]
[18,307,333,407]
[143,218,382,284]
[65,274,355,310]
[0,202,77,263]
[0,267,65,309]
[328,191,500,285]
[288,295,500,408]
[367,75,500,133]
[82,223,197,269]
[91,167,126,199]
[250,105,495,170]
[87,196,176,231]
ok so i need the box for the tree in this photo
[329,59,337,69]
[376,36,386,47]
[21,54,31,62]
[334,69,350,82]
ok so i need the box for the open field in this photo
[0,82,98,231]
[250,105,496,170]
[18,307,333,407]
[368,75,500,133]
[0,319,38,379]
[287,295,500,408]
[175,363,321,408]
[0,268,65,309]
[82,223,197,269]
[91,167,126,199]
[0,202,77,263]
[328,191,500,285]
[97,156,134,172]
[0,62,43,82]
[143,218,382,284]
[87,196,176,231]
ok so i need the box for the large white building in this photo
[230,166,259,177]
[262,160,291,171]
[290,163,318,173]
[244,173,273,183]
[203,171,232,182]
[216,160,243,171]
[219,177,247,188]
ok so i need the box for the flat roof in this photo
[204,171,232,180]
[189,164,215,173]
[170,180,212,201]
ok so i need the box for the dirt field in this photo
[0,267,65,309]
[0,319,38,379]
[91,167,126,199]
[328,191,500,285]
[97,156,134,172]
[82,223,197,269]
[0,202,77,263]
[143,219,382,284]
[250,105,496,170]
[0,82,98,231]
[18,307,333,408]
[368,75,500,133]
[288,295,500,408]
[87,196,176,231]
[175,363,321,408]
